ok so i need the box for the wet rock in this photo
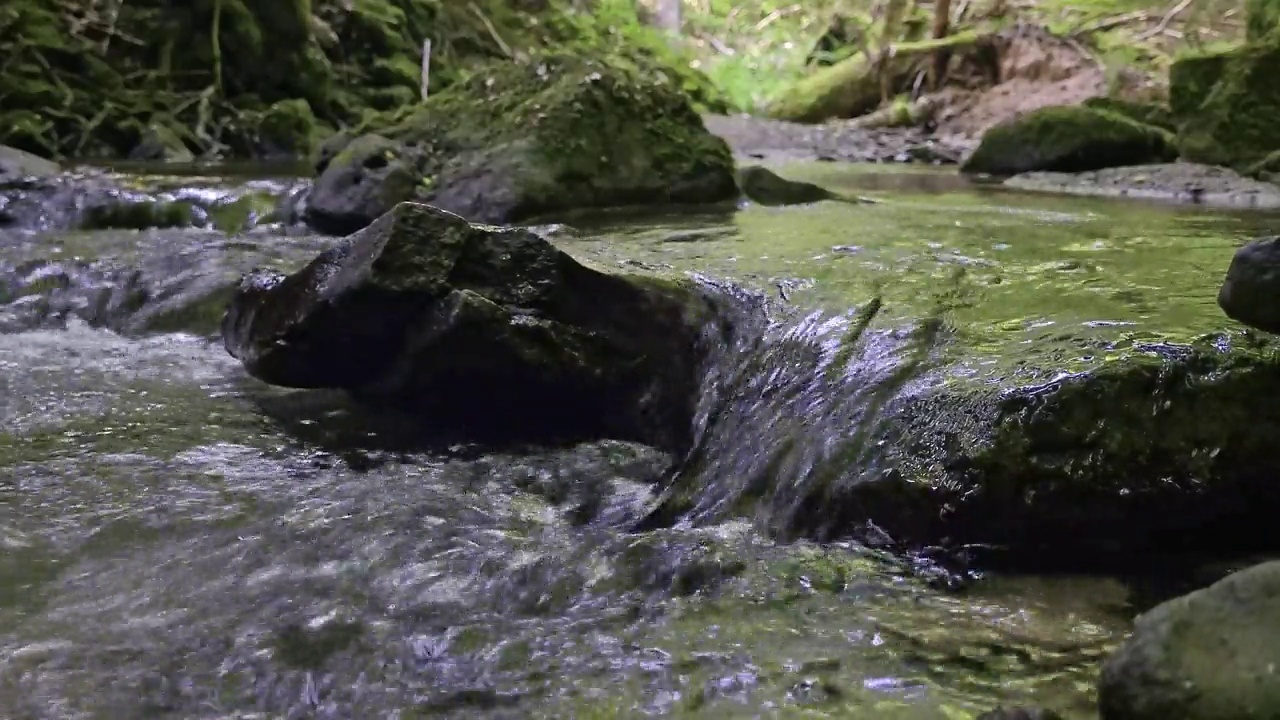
[737,166,839,205]
[302,52,737,233]
[961,105,1174,176]
[1098,560,1280,720]
[1218,236,1280,333]
[652,320,1280,562]
[0,144,59,183]
[80,199,200,230]
[1172,35,1280,168]
[254,98,320,159]
[224,201,745,449]
[304,134,416,235]
[1004,163,1280,208]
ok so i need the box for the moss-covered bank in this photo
[0,0,730,161]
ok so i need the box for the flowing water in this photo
[0,162,1274,719]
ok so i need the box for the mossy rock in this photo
[1082,97,1176,132]
[651,328,1280,563]
[1173,37,1280,168]
[1244,149,1280,181]
[304,51,737,231]
[127,122,196,164]
[1246,0,1280,40]
[304,133,417,235]
[80,200,199,230]
[961,105,1175,176]
[256,99,321,158]
[1099,560,1280,720]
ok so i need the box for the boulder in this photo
[1172,37,1280,168]
[255,99,321,159]
[303,52,737,233]
[961,105,1175,176]
[224,201,745,450]
[977,709,1065,720]
[128,123,196,163]
[303,134,417,235]
[1098,560,1280,720]
[1218,236,1280,333]
[0,144,59,183]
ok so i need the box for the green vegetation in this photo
[0,0,728,160]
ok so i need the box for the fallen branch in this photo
[1138,0,1193,40]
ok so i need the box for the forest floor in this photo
[669,0,1246,161]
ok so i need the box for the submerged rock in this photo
[1218,236,1280,333]
[1098,560,1280,720]
[961,105,1174,176]
[224,201,746,449]
[304,52,737,232]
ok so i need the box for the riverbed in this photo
[0,162,1272,719]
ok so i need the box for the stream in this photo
[1,161,1274,719]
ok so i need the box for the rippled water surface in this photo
[1,163,1273,718]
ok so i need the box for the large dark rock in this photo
[303,52,737,233]
[961,105,1175,176]
[224,201,745,449]
[1219,236,1280,333]
[1098,560,1280,720]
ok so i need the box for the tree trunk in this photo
[930,0,953,90]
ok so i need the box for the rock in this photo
[650,322,1280,563]
[736,166,877,206]
[303,134,417,235]
[1218,236,1280,333]
[1082,97,1176,132]
[302,52,737,233]
[1004,163,1280,208]
[960,105,1175,176]
[977,708,1065,720]
[0,145,59,183]
[256,99,320,159]
[1172,36,1280,168]
[128,123,196,163]
[224,202,744,450]
[1098,560,1280,720]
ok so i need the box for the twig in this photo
[420,39,431,101]
[1138,0,1193,40]
[469,2,512,58]
[1071,10,1149,36]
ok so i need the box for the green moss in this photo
[961,105,1175,176]
[1173,37,1280,168]
[375,51,736,219]
[255,98,319,157]
[1247,0,1280,40]
[1082,97,1176,132]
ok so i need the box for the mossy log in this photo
[766,32,984,124]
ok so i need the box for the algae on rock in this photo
[961,105,1175,176]
[306,52,738,229]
